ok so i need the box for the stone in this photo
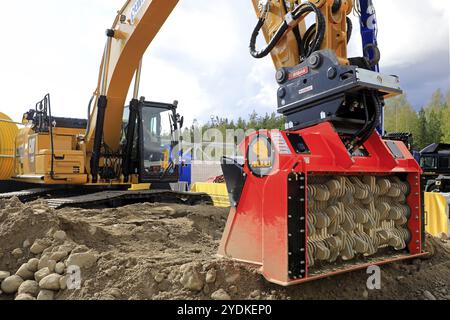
[363,290,369,299]
[228,285,238,295]
[39,274,61,291]
[396,276,405,281]
[47,260,57,273]
[35,267,51,283]
[205,269,217,284]
[71,245,89,254]
[110,288,122,299]
[59,275,68,290]
[15,293,36,301]
[154,273,165,283]
[55,262,65,275]
[27,258,40,273]
[37,289,54,300]
[225,273,240,284]
[23,239,31,248]
[211,289,231,301]
[249,290,261,299]
[180,265,204,292]
[424,290,437,300]
[11,248,23,259]
[38,254,54,270]
[65,252,98,269]
[50,251,69,262]
[1,275,24,294]
[18,280,39,296]
[16,263,34,280]
[53,231,67,242]
[30,239,51,255]
[0,271,11,281]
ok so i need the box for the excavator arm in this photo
[86,0,179,179]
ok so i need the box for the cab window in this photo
[420,156,437,169]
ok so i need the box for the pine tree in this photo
[416,108,428,150]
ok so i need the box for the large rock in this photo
[16,264,34,280]
[39,274,61,291]
[11,248,23,259]
[180,264,204,292]
[50,251,69,262]
[65,252,98,269]
[59,275,68,290]
[18,280,39,296]
[55,262,65,275]
[211,289,231,300]
[15,293,36,301]
[35,267,51,283]
[30,239,51,255]
[53,230,67,242]
[0,271,11,281]
[206,269,217,284]
[38,254,56,271]
[27,258,40,273]
[1,275,24,294]
[424,290,437,301]
[37,289,55,301]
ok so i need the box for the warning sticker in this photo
[299,85,313,95]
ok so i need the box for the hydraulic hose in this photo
[348,92,382,153]
[250,2,325,61]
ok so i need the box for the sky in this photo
[0,0,449,126]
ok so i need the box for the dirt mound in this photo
[0,197,449,300]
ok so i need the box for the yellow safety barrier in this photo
[191,183,230,208]
[0,113,18,180]
[425,192,449,237]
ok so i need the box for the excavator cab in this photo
[122,100,183,185]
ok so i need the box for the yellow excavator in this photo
[0,0,426,285]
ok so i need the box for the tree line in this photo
[189,89,450,151]
[384,89,450,150]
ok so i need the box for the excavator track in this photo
[0,186,213,209]
[0,188,57,203]
[45,190,213,209]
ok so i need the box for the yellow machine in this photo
[1,0,352,199]
[2,0,351,188]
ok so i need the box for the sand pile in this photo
[0,197,449,300]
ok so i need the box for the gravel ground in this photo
[0,197,450,300]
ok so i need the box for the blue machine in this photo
[357,0,380,72]
[356,0,384,134]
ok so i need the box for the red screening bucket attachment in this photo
[218,122,426,286]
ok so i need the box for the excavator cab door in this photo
[122,101,180,184]
[138,102,180,183]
